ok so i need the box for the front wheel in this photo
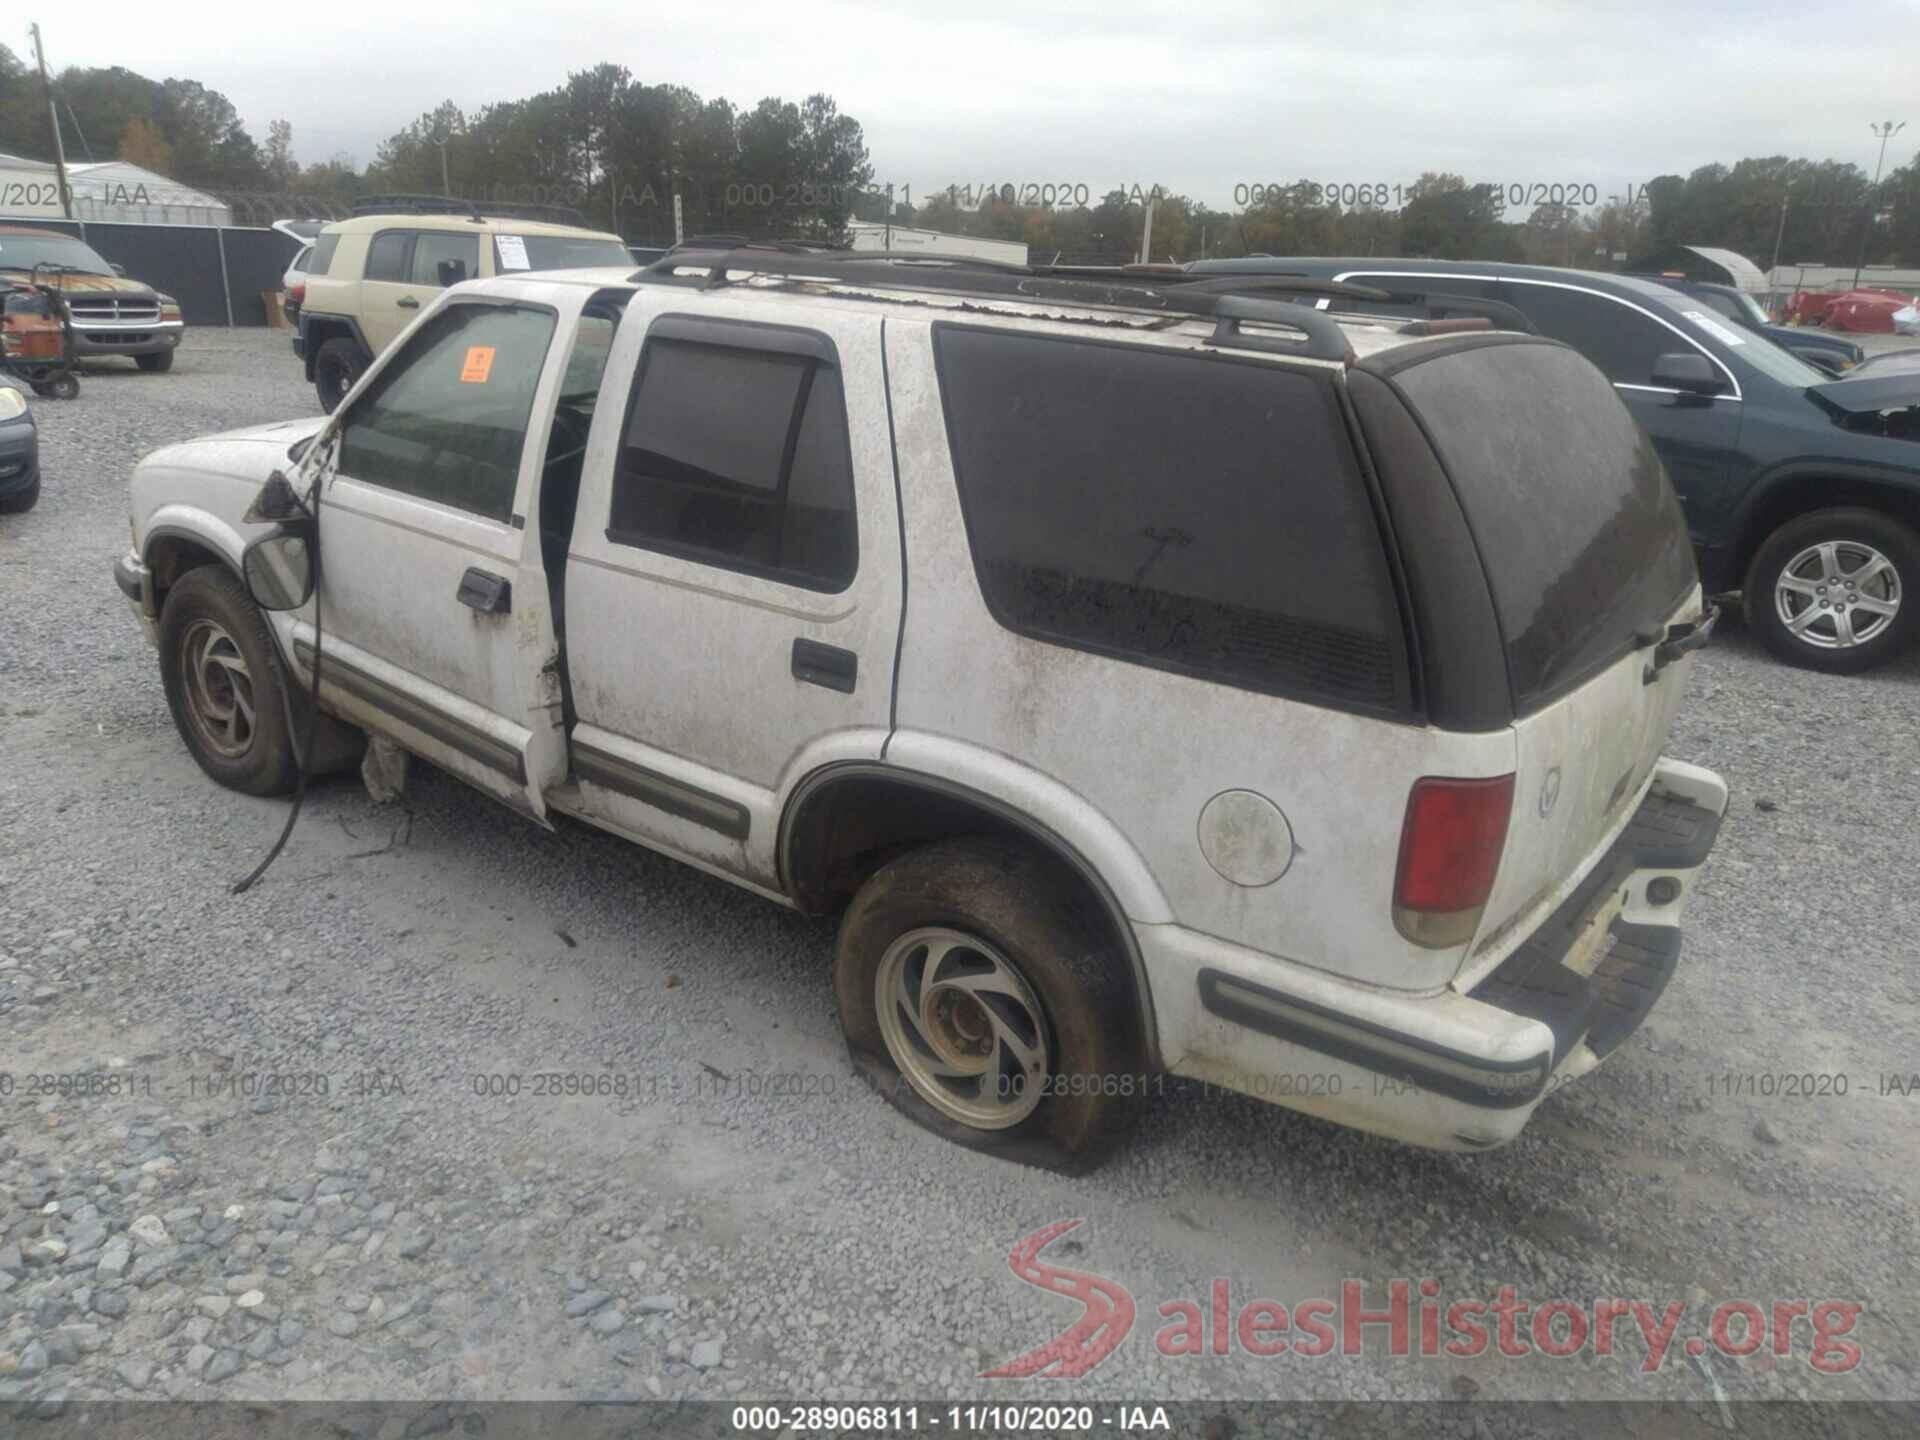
[1744,508,1918,673]
[158,566,300,795]
[834,837,1146,1173]
[135,351,175,373]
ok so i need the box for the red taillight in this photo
[288,281,306,303]
[1393,774,1515,948]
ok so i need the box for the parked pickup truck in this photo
[114,251,1727,1170]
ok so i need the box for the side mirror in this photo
[243,470,312,525]
[242,531,315,611]
[1650,352,1724,396]
[436,258,468,287]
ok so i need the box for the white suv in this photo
[115,249,1727,1171]
[293,196,633,411]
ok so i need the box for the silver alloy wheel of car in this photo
[873,926,1052,1130]
[1774,540,1903,649]
[178,617,257,758]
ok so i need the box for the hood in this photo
[1809,373,1920,417]
[197,416,329,447]
[0,269,162,301]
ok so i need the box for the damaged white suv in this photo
[114,249,1727,1170]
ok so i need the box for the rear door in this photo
[302,291,574,821]
[561,294,902,887]
[1381,339,1705,975]
[359,229,432,354]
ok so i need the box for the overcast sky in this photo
[29,0,1920,209]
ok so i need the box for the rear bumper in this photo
[1148,757,1727,1150]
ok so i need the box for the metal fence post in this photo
[215,227,236,327]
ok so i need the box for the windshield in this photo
[0,232,116,276]
[494,234,634,273]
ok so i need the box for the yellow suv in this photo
[293,196,632,410]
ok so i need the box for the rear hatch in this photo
[1379,338,1703,978]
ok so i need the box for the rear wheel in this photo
[1744,508,1918,673]
[135,351,174,373]
[313,336,366,413]
[158,566,299,795]
[834,837,1146,1172]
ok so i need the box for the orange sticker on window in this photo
[460,345,496,383]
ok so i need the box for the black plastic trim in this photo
[1195,968,1550,1110]
[574,742,751,841]
[791,638,857,693]
[292,638,526,785]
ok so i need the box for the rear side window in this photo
[308,233,340,277]
[934,326,1408,713]
[364,231,409,283]
[1389,340,1696,709]
[608,335,857,591]
[410,232,480,287]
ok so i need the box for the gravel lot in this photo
[2,332,1918,1425]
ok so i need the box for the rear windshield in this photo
[1389,341,1696,710]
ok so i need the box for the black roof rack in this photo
[348,193,590,227]
[632,246,1395,362]
[1360,289,1538,334]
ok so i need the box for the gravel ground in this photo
[2,333,1918,1425]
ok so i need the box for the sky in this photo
[20,0,1920,210]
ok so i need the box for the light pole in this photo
[1852,119,1905,287]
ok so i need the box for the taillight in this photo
[288,281,306,303]
[1393,774,1515,948]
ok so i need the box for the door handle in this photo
[791,638,856,693]
[457,568,511,614]
[396,296,420,309]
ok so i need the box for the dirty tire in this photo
[159,565,300,796]
[313,337,365,414]
[1743,507,1919,675]
[135,351,175,373]
[835,837,1146,1173]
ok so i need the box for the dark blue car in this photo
[1189,257,1920,673]
[0,384,38,514]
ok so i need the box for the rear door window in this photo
[1386,340,1696,709]
[934,325,1409,713]
[608,334,857,591]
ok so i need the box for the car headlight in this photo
[0,387,27,421]
[157,294,182,322]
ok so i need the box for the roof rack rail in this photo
[1373,289,1538,334]
[634,245,1370,361]
[347,193,590,227]
[350,194,481,219]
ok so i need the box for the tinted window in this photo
[609,336,856,590]
[1495,283,1677,386]
[410,232,480,287]
[1391,341,1696,709]
[364,231,410,283]
[336,303,556,522]
[309,233,340,277]
[935,326,1406,712]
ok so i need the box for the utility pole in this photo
[1853,119,1906,288]
[1769,191,1790,284]
[1138,194,1156,264]
[436,137,452,198]
[28,24,74,221]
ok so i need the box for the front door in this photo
[299,294,571,821]
[358,229,433,355]
[562,298,903,887]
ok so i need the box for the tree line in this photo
[3,47,1916,271]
